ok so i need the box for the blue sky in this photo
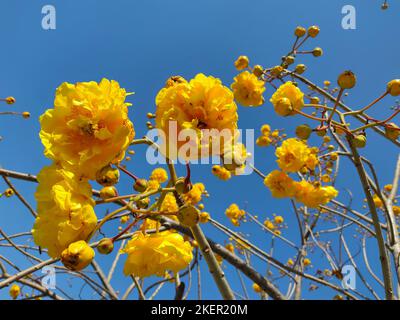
[0,0,399,300]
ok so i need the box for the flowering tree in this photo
[1,24,400,301]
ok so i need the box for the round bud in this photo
[285,56,295,65]
[352,135,367,148]
[253,65,264,77]
[271,65,283,76]
[309,96,320,104]
[387,79,400,96]
[385,123,400,141]
[5,96,16,104]
[308,25,320,38]
[99,186,118,200]
[133,179,148,193]
[234,55,249,71]
[274,97,293,116]
[312,47,323,57]
[295,64,306,74]
[381,3,388,10]
[294,26,306,37]
[97,238,114,255]
[95,165,120,186]
[22,112,31,119]
[316,128,327,137]
[177,205,200,227]
[175,177,191,194]
[136,197,150,209]
[337,70,356,89]
[199,212,210,223]
[295,124,312,140]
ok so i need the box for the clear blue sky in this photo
[0,0,399,300]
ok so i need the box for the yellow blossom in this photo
[231,71,265,107]
[270,81,304,116]
[161,193,179,213]
[4,188,14,197]
[39,79,134,179]
[252,283,263,293]
[212,165,232,181]
[9,284,20,299]
[61,240,95,271]
[234,55,249,70]
[303,258,311,266]
[225,203,245,226]
[155,74,238,160]
[264,170,296,198]
[150,168,168,183]
[122,231,193,278]
[183,183,205,205]
[274,215,284,224]
[373,194,383,208]
[276,138,311,173]
[32,164,97,258]
[264,220,275,230]
[294,180,338,208]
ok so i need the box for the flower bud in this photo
[96,165,119,186]
[271,65,283,76]
[4,188,14,197]
[199,211,210,223]
[61,240,95,271]
[253,65,264,77]
[308,25,320,38]
[294,26,306,37]
[99,186,118,200]
[285,56,295,65]
[337,70,356,89]
[274,97,293,116]
[234,55,249,70]
[9,284,20,299]
[97,238,114,255]
[165,76,186,88]
[178,205,200,227]
[136,197,150,209]
[133,179,148,193]
[222,147,246,171]
[5,96,16,104]
[175,177,191,194]
[352,134,367,148]
[312,47,323,57]
[22,112,31,119]
[385,123,400,140]
[316,128,327,137]
[295,124,312,140]
[387,79,400,96]
[295,64,306,74]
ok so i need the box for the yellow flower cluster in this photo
[150,167,168,183]
[276,138,318,172]
[270,81,304,116]
[183,183,206,205]
[32,164,97,258]
[231,71,265,107]
[39,79,134,179]
[122,231,193,278]
[225,203,246,226]
[264,170,338,208]
[212,165,232,180]
[155,74,238,159]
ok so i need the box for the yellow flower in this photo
[234,55,249,70]
[231,71,265,107]
[303,258,311,266]
[4,188,14,197]
[270,81,304,116]
[264,170,296,198]
[122,231,193,278]
[294,180,338,208]
[39,79,135,179]
[146,179,160,191]
[161,193,179,213]
[256,135,271,147]
[252,283,263,293]
[183,183,205,205]
[9,284,20,299]
[384,184,393,192]
[393,206,400,216]
[150,168,168,183]
[373,194,383,208]
[225,203,245,226]
[199,212,210,223]
[32,164,97,258]
[155,74,238,160]
[260,124,271,135]
[274,215,284,224]
[120,215,130,224]
[212,165,232,181]
[276,138,311,173]
[61,240,95,271]
[264,220,275,230]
